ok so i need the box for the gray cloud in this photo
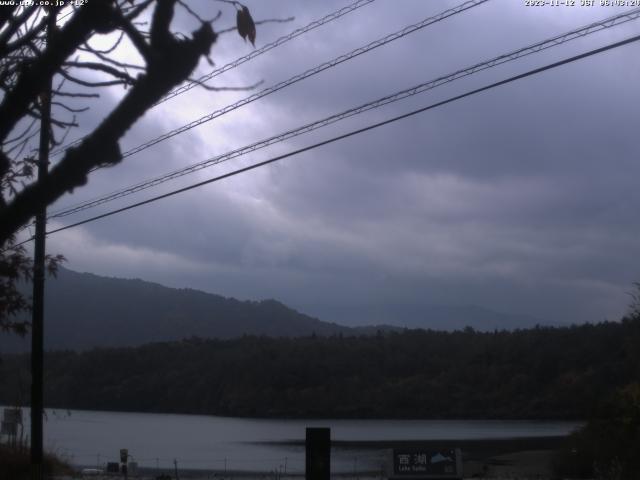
[38,0,640,329]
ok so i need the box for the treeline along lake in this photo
[1,319,638,419]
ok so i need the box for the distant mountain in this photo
[0,268,551,353]
[0,268,350,353]
[314,303,550,334]
[395,304,545,332]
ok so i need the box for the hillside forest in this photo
[1,317,639,420]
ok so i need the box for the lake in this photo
[10,408,581,473]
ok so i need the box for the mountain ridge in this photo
[1,267,350,353]
[0,267,551,352]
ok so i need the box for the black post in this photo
[30,8,54,480]
[305,427,330,480]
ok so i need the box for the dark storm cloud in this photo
[45,0,640,327]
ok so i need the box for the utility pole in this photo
[31,7,54,480]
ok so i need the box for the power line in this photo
[48,7,640,220]
[118,0,488,159]
[49,0,492,217]
[49,0,377,157]
[29,33,640,243]
[53,0,489,168]
[158,0,376,105]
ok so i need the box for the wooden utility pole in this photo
[31,8,54,480]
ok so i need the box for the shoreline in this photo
[57,436,566,479]
[337,435,566,462]
[253,435,566,464]
[259,434,566,453]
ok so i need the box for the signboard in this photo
[391,448,462,479]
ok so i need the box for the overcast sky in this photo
[28,0,640,327]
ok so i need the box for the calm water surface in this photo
[14,408,581,472]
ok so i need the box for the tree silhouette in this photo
[0,0,256,332]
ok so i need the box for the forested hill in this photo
[1,268,351,352]
[1,318,638,419]
[1,267,550,353]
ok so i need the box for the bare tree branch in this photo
[80,31,126,55]
[177,0,222,24]
[0,5,40,54]
[0,5,18,31]
[78,46,145,71]
[123,0,156,21]
[2,118,38,146]
[1,1,264,332]
[115,10,154,63]
[51,102,90,114]
[52,90,100,98]
[0,1,119,143]
[58,69,130,88]
[63,61,137,84]
[0,2,219,243]
[0,13,48,57]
